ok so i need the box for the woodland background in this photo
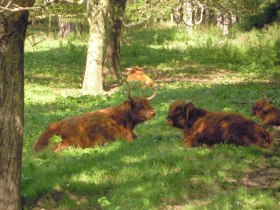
[0,0,279,209]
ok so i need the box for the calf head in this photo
[125,66,155,87]
[125,82,157,123]
[126,66,144,75]
[166,100,197,129]
[251,99,280,126]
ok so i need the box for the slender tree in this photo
[0,1,35,209]
[82,0,128,95]
[82,0,111,95]
[104,0,126,78]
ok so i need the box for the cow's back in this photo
[190,112,271,146]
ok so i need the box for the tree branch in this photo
[43,0,85,5]
[194,0,204,25]
[118,15,150,28]
[0,0,85,13]
[183,0,204,27]
[0,3,40,13]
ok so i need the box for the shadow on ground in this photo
[23,81,280,209]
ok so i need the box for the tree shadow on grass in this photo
[25,45,87,88]
[25,39,280,91]
[23,81,280,209]
[23,135,268,209]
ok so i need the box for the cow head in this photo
[166,100,195,129]
[126,82,157,123]
[251,99,272,117]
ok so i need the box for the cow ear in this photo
[129,69,136,74]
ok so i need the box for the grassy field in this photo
[23,24,280,209]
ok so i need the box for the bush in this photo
[239,0,280,30]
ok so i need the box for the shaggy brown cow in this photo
[33,85,157,152]
[125,66,155,87]
[252,99,280,126]
[167,100,273,148]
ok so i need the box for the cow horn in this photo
[186,106,190,123]
[147,87,158,101]
[185,99,193,104]
[184,101,193,122]
[260,92,272,103]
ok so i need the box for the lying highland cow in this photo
[167,100,273,148]
[125,66,155,87]
[251,99,280,126]
[33,84,157,152]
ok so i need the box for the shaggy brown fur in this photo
[125,67,155,87]
[167,100,273,148]
[33,88,157,152]
[252,99,280,126]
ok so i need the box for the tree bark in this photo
[48,11,52,38]
[0,2,33,208]
[172,4,183,26]
[216,11,223,30]
[223,13,230,35]
[104,0,126,79]
[82,0,111,95]
[184,0,193,33]
[58,15,75,37]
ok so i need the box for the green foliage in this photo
[23,24,280,209]
[125,0,179,22]
[238,0,280,30]
[124,0,262,24]
[122,23,280,74]
[32,0,86,17]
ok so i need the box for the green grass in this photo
[23,24,280,209]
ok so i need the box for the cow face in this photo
[251,100,270,117]
[125,81,157,123]
[129,96,156,122]
[128,68,144,75]
[166,100,194,129]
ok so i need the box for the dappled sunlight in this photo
[25,40,86,89]
[22,24,280,209]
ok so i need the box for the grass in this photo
[23,23,280,209]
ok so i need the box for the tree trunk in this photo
[58,15,75,37]
[104,0,126,79]
[204,7,210,26]
[231,13,238,25]
[48,11,52,38]
[0,5,32,209]
[216,11,223,30]
[222,13,230,35]
[184,0,193,33]
[172,4,183,26]
[82,0,111,95]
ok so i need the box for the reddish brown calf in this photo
[33,85,157,152]
[251,99,280,126]
[167,100,273,148]
[125,66,155,87]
